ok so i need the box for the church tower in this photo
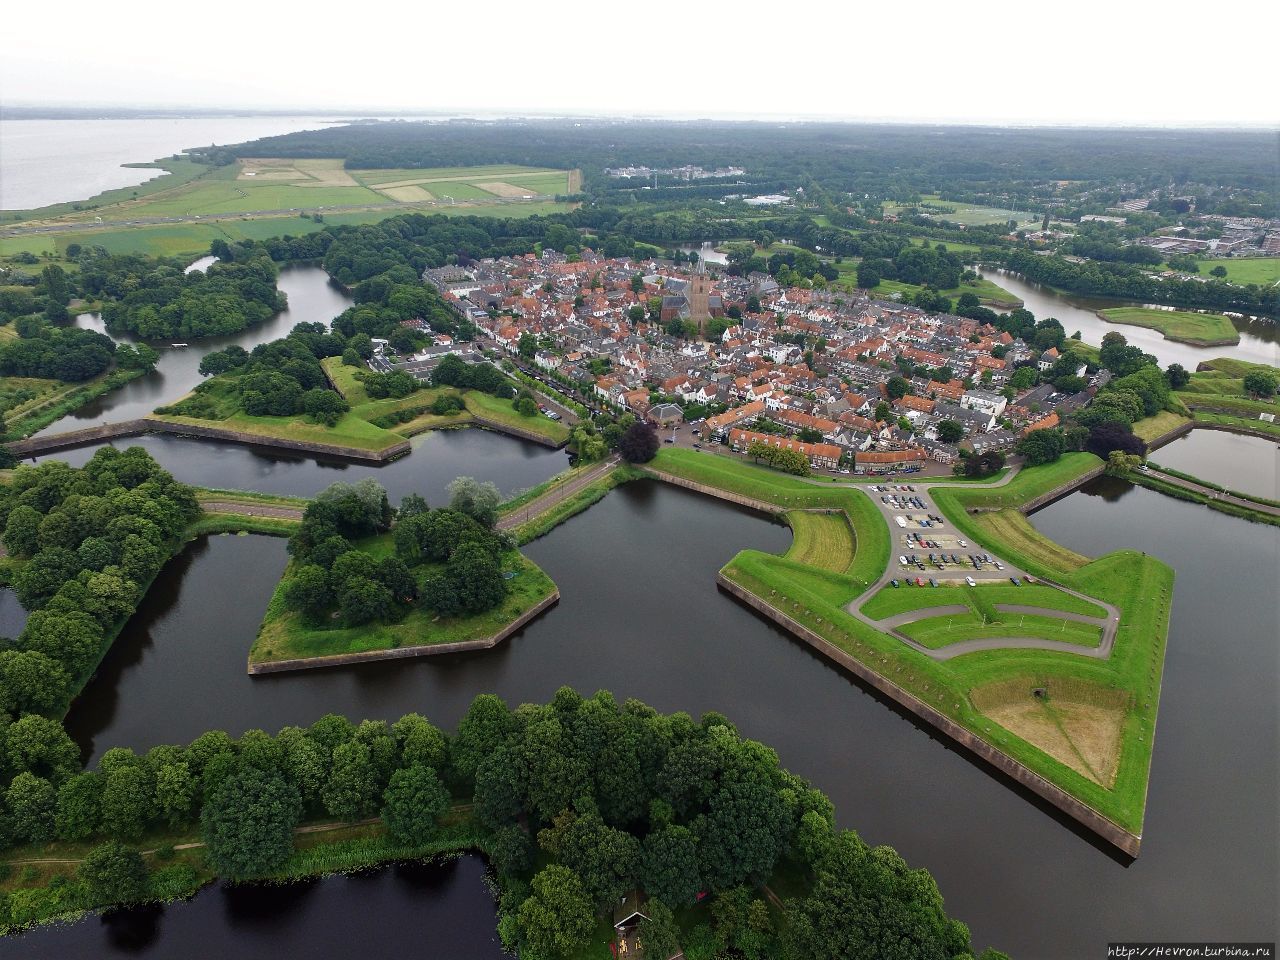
[686,261,711,335]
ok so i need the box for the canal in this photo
[42,264,355,433]
[981,268,1278,369]
[1149,429,1278,500]
[9,465,1273,958]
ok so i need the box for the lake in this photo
[1151,429,1278,500]
[0,117,341,211]
[983,268,1279,369]
[23,471,1276,958]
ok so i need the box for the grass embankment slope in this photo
[251,533,556,665]
[1098,307,1240,346]
[1172,358,1280,440]
[678,449,1171,834]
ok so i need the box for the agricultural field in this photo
[1097,307,1240,346]
[349,164,570,201]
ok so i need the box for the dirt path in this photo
[496,457,619,532]
[200,501,304,520]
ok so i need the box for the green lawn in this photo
[1131,410,1191,443]
[861,582,1105,620]
[898,611,1102,649]
[1192,257,1280,286]
[1098,307,1240,346]
[784,511,856,573]
[883,195,1041,228]
[462,389,571,444]
[351,164,564,186]
[251,547,555,664]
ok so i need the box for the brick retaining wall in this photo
[717,573,1142,857]
[247,590,560,674]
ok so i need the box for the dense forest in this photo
[0,448,200,715]
[214,120,1278,202]
[0,683,1002,960]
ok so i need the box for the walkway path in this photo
[1139,467,1280,517]
[835,473,1122,661]
[496,455,620,532]
[200,500,304,521]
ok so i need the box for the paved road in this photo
[496,456,620,532]
[836,473,1122,661]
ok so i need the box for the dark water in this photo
[31,427,568,506]
[0,855,504,960]
[0,588,29,640]
[1151,429,1278,500]
[984,268,1279,369]
[32,471,1276,958]
[42,265,354,432]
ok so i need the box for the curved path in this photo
[826,469,1123,661]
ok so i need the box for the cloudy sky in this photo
[2,0,1276,127]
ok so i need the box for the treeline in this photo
[0,689,1001,959]
[219,118,1277,198]
[98,245,285,339]
[0,325,117,382]
[0,448,199,716]
[1007,249,1278,318]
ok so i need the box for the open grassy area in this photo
[883,195,1042,228]
[1132,410,1191,443]
[784,511,856,573]
[1192,257,1280,286]
[861,582,1105,620]
[899,611,1102,649]
[251,546,556,665]
[1097,307,1240,346]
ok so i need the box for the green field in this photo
[899,611,1102,650]
[1098,307,1240,346]
[1192,257,1280,286]
[861,582,1106,620]
[351,164,565,186]
[883,194,1041,228]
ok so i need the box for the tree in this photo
[1243,370,1277,398]
[855,261,881,289]
[517,865,596,960]
[1165,363,1190,389]
[447,476,502,528]
[382,764,451,844]
[514,395,539,417]
[301,388,349,427]
[55,772,103,841]
[452,694,516,783]
[201,765,302,879]
[322,740,379,821]
[619,421,659,463]
[282,564,333,622]
[100,763,156,841]
[0,650,70,715]
[637,900,683,960]
[337,576,393,625]
[6,772,56,842]
[886,376,909,400]
[1016,428,1066,466]
[78,841,149,906]
[1209,265,1228,278]
[1087,422,1147,458]
[1105,450,1145,476]
[518,333,538,359]
[936,420,964,444]
[641,824,702,906]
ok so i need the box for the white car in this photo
[958,540,968,548]
[899,555,908,565]
[965,576,977,587]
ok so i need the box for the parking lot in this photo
[864,482,1032,587]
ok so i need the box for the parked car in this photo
[965,576,977,587]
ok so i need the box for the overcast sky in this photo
[2,0,1276,127]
